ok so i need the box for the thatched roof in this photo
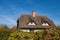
[17,14,56,29]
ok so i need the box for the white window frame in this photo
[28,22,36,25]
[42,23,49,26]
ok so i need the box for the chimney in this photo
[32,11,36,17]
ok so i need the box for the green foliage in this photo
[8,31,25,40]
[34,30,44,40]
[0,25,11,40]
[24,32,34,40]
[51,29,60,40]
[0,25,60,40]
[44,29,60,40]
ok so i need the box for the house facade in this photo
[17,11,56,32]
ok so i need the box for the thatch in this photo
[17,14,56,29]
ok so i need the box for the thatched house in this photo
[17,11,56,32]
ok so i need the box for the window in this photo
[42,23,49,26]
[28,22,36,25]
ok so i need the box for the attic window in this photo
[28,22,36,25]
[42,23,49,26]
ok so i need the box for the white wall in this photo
[20,29,30,32]
[34,30,41,32]
[20,29,42,32]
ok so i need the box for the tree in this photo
[0,25,11,40]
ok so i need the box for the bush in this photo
[33,30,46,40]
[0,25,11,40]
[0,25,60,40]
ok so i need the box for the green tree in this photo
[0,25,11,40]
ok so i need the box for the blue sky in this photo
[0,0,60,28]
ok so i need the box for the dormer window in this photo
[28,22,36,25]
[42,23,49,26]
